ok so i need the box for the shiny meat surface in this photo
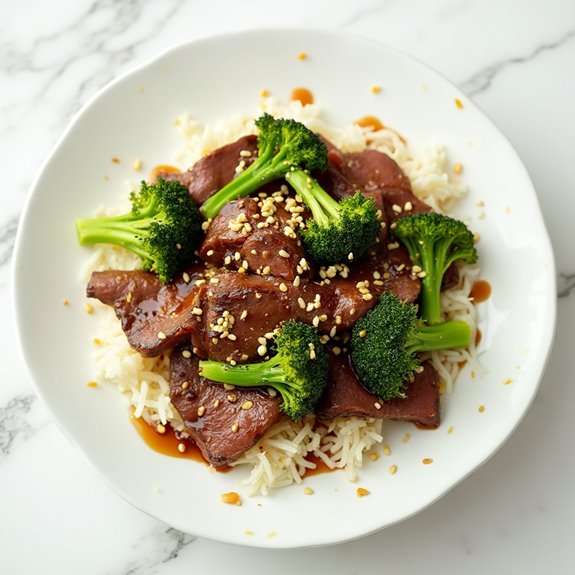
[170,345,281,467]
[160,135,258,205]
[317,354,440,427]
[199,198,310,281]
[86,266,205,357]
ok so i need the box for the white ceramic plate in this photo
[12,29,556,548]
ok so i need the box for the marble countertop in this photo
[2,0,574,572]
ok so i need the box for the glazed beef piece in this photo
[86,266,206,357]
[316,354,440,427]
[189,271,378,363]
[170,345,281,467]
[199,198,310,281]
[317,144,430,243]
[159,135,258,205]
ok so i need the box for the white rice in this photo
[86,98,479,494]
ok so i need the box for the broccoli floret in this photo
[76,178,203,283]
[391,211,478,324]
[198,321,328,421]
[350,292,471,400]
[200,114,328,219]
[286,168,381,265]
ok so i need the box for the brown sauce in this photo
[470,280,491,303]
[149,164,180,183]
[290,87,314,106]
[354,115,407,144]
[303,453,335,477]
[131,415,202,461]
[475,328,482,347]
[355,115,385,132]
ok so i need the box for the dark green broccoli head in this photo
[391,211,477,323]
[300,191,381,265]
[392,211,477,269]
[266,320,328,419]
[201,115,328,219]
[76,178,204,282]
[255,113,328,173]
[351,292,420,400]
[198,320,328,421]
[350,291,471,400]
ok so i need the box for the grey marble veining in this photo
[461,26,575,97]
[111,528,196,575]
[0,394,36,458]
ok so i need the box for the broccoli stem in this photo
[287,168,341,226]
[199,358,284,387]
[200,149,290,219]
[76,216,154,259]
[417,239,443,324]
[407,320,471,354]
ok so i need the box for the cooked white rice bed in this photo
[87,98,479,494]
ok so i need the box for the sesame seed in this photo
[156,423,166,434]
[257,344,267,356]
[348,252,354,261]
[374,402,382,410]
[309,348,317,360]
[371,85,381,94]
[279,283,288,292]
[383,444,391,456]
[389,464,398,475]
[132,158,142,171]
[240,310,248,320]
[402,433,411,443]
[157,331,166,340]
[227,394,237,403]
[422,458,433,465]
[369,452,379,461]
[392,204,402,214]
[231,422,239,433]
[223,384,235,391]
[359,330,367,338]
[332,347,342,356]
[293,276,301,287]
[262,265,271,275]
[279,249,290,258]
[191,307,203,316]
[356,487,370,497]
[242,401,253,410]
[304,487,314,495]
[177,442,187,453]
[362,293,373,301]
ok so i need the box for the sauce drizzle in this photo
[149,164,180,183]
[470,280,492,303]
[290,87,314,106]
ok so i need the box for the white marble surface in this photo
[2,0,575,572]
